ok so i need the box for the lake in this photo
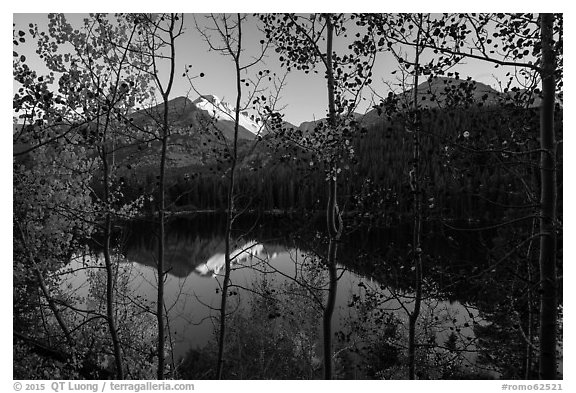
[64,213,501,378]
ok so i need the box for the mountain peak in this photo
[193,94,221,105]
[417,76,497,93]
[167,96,194,107]
[383,76,503,110]
[192,94,263,137]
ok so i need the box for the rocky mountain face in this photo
[110,95,271,171]
[192,95,264,137]
[130,95,262,141]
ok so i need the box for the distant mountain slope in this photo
[110,95,276,173]
[408,76,502,108]
[130,95,259,141]
[15,77,558,175]
[192,95,264,137]
[361,77,501,125]
[293,77,515,134]
[297,112,363,133]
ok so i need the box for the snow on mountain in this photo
[192,94,264,136]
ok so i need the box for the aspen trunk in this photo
[407,14,423,380]
[322,15,342,380]
[538,13,558,380]
[216,13,243,380]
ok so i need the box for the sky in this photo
[11,12,534,126]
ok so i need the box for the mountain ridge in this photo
[131,95,260,141]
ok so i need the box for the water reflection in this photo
[61,214,515,378]
[63,255,481,375]
[195,240,266,277]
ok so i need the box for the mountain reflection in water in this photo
[62,214,504,377]
[194,240,266,277]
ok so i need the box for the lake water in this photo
[64,213,498,377]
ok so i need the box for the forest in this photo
[13,13,562,381]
